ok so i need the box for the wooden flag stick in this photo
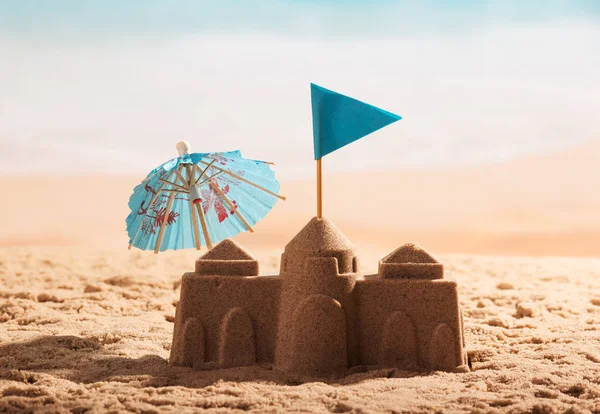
[199,160,286,200]
[195,202,213,249]
[209,181,254,233]
[185,165,201,250]
[317,158,322,218]
[154,191,176,254]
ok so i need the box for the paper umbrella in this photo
[126,142,285,253]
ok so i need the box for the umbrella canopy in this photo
[126,142,285,253]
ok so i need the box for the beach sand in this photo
[1,141,600,412]
[1,247,600,413]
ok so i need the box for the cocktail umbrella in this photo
[126,141,285,253]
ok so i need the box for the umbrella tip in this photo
[176,141,191,156]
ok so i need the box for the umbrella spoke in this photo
[184,165,201,250]
[209,180,254,233]
[155,192,176,254]
[196,202,213,249]
[199,160,286,200]
[190,165,202,185]
[197,171,223,187]
[159,179,188,193]
[173,169,189,188]
[188,196,201,250]
[194,159,216,186]
[161,188,189,194]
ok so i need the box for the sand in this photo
[2,141,600,412]
[2,247,600,413]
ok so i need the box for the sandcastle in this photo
[169,217,469,377]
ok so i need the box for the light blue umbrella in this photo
[126,142,285,253]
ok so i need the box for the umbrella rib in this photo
[173,169,189,188]
[159,179,188,193]
[195,202,213,249]
[185,164,201,251]
[189,198,201,250]
[194,159,216,186]
[209,180,254,233]
[161,188,189,194]
[190,165,202,186]
[199,160,286,200]
[129,169,175,250]
[189,163,214,249]
[155,192,176,254]
[197,171,223,187]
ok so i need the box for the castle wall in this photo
[355,279,466,370]
[170,272,281,368]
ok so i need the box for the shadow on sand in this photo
[0,335,428,389]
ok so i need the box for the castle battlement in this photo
[170,217,469,377]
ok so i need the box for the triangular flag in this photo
[311,83,401,160]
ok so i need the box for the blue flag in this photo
[311,83,401,160]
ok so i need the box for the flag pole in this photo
[316,158,322,218]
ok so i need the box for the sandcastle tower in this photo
[275,217,359,376]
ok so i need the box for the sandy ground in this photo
[1,141,600,412]
[1,246,600,413]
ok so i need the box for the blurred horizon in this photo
[1,1,599,179]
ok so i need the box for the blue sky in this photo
[1,0,599,37]
[0,1,599,176]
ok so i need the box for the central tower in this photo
[274,217,360,377]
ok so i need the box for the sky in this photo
[0,1,599,177]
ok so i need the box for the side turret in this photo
[356,243,468,372]
[378,243,443,279]
[170,239,280,370]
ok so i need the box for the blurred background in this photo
[1,0,599,256]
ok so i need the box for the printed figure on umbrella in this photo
[126,143,285,253]
[137,165,240,236]
[137,179,181,236]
